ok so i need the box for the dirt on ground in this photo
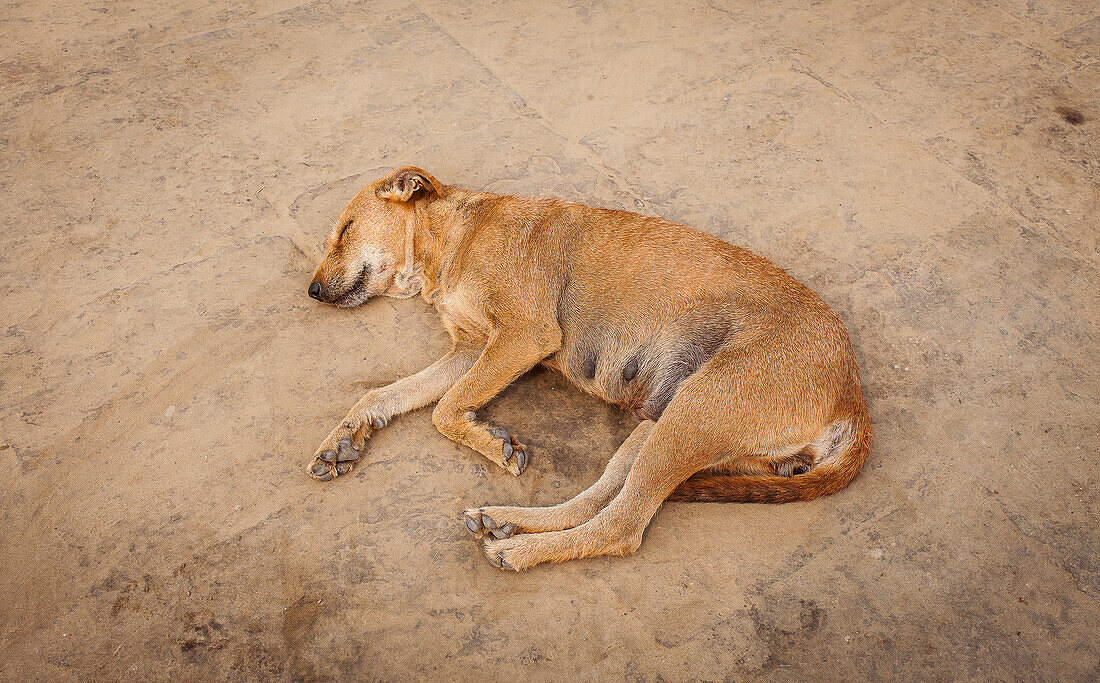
[1,0,1098,680]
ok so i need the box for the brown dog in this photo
[306,166,871,571]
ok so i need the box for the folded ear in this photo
[375,166,443,202]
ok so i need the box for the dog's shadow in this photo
[481,365,639,488]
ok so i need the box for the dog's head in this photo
[307,166,443,307]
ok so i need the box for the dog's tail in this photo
[667,416,871,504]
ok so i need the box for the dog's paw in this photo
[482,536,531,571]
[306,412,387,482]
[463,508,517,540]
[306,435,362,482]
[486,426,528,475]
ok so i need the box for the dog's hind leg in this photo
[480,415,709,570]
[464,420,655,538]
[307,344,481,482]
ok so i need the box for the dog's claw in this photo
[501,557,515,571]
[373,417,385,429]
[487,552,503,568]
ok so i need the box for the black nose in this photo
[308,281,322,300]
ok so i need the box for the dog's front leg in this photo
[432,326,560,475]
[307,345,481,481]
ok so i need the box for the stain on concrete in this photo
[1055,106,1086,125]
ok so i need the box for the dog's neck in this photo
[398,201,440,301]
[410,187,492,302]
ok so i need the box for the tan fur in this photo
[306,166,872,570]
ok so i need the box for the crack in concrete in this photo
[976,481,1100,607]
[785,55,1095,267]
[410,2,651,207]
[152,0,329,52]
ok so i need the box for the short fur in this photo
[306,166,871,571]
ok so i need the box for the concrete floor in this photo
[1,0,1097,679]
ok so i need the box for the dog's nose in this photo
[308,281,322,300]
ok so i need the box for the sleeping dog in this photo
[305,166,871,571]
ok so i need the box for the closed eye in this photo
[336,218,353,240]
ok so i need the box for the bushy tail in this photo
[667,417,871,504]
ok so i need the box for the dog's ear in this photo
[376,167,443,202]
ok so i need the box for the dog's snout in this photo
[308,281,322,300]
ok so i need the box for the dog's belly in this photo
[550,311,734,421]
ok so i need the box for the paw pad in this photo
[487,427,529,473]
[463,511,516,539]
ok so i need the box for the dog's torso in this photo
[424,190,858,427]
